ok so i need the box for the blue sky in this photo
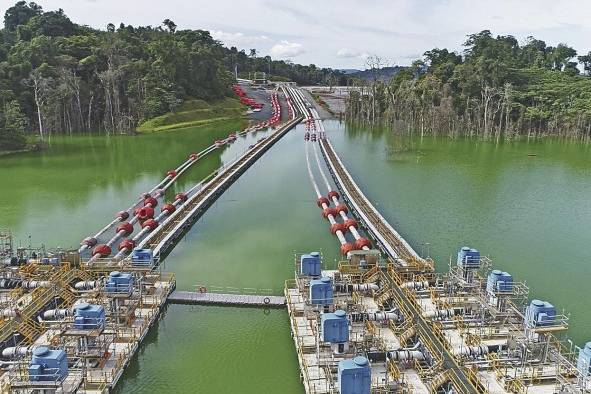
[9,0,591,69]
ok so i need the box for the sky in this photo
[3,0,591,69]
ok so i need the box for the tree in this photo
[0,100,27,150]
[4,1,42,31]
[578,52,591,76]
[162,19,176,33]
[551,43,577,71]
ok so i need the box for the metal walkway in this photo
[168,291,285,307]
[316,137,482,394]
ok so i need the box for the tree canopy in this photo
[0,2,344,150]
[347,30,591,140]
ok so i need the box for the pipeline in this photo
[423,308,465,320]
[334,283,379,293]
[367,343,425,363]
[301,93,371,255]
[84,87,285,257]
[400,280,430,291]
[74,280,100,290]
[2,346,34,359]
[350,309,400,323]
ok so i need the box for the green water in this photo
[1,120,590,393]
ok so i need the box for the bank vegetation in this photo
[346,31,591,141]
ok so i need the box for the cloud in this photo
[270,41,305,58]
[211,30,270,49]
[336,48,369,60]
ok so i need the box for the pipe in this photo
[423,308,465,320]
[334,283,379,293]
[400,281,430,290]
[21,280,51,289]
[2,346,32,358]
[42,308,72,320]
[74,280,100,290]
[350,310,400,323]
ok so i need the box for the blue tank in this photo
[525,299,556,327]
[577,342,591,377]
[338,356,371,394]
[310,277,333,305]
[300,252,321,277]
[486,270,514,293]
[29,347,68,382]
[73,303,105,330]
[321,310,348,343]
[106,271,134,294]
[457,246,480,268]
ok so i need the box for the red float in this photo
[82,237,97,247]
[355,238,372,250]
[175,192,188,202]
[322,208,338,219]
[137,206,155,220]
[335,204,349,215]
[116,222,133,236]
[92,244,112,257]
[344,219,358,229]
[162,203,176,214]
[340,243,356,255]
[330,223,348,235]
[328,190,340,200]
[118,238,135,251]
[142,219,158,230]
[117,211,129,220]
[144,196,158,207]
[316,197,329,208]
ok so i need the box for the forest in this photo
[0,1,344,151]
[346,31,591,140]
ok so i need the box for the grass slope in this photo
[137,98,246,133]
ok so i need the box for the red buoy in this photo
[328,191,340,200]
[144,196,158,207]
[117,211,129,220]
[355,238,372,250]
[142,219,158,230]
[175,193,188,203]
[167,169,177,178]
[82,237,97,247]
[118,238,135,251]
[162,203,176,214]
[188,153,199,161]
[322,208,338,219]
[92,244,112,257]
[137,206,155,220]
[344,219,358,229]
[116,222,133,236]
[316,197,329,208]
[335,204,349,215]
[330,223,348,235]
[340,243,356,255]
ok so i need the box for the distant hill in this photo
[339,69,362,75]
[348,66,405,81]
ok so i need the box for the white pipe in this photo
[401,281,430,290]
[21,281,51,289]
[74,281,100,290]
[423,308,464,320]
[2,346,32,358]
[350,283,379,292]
